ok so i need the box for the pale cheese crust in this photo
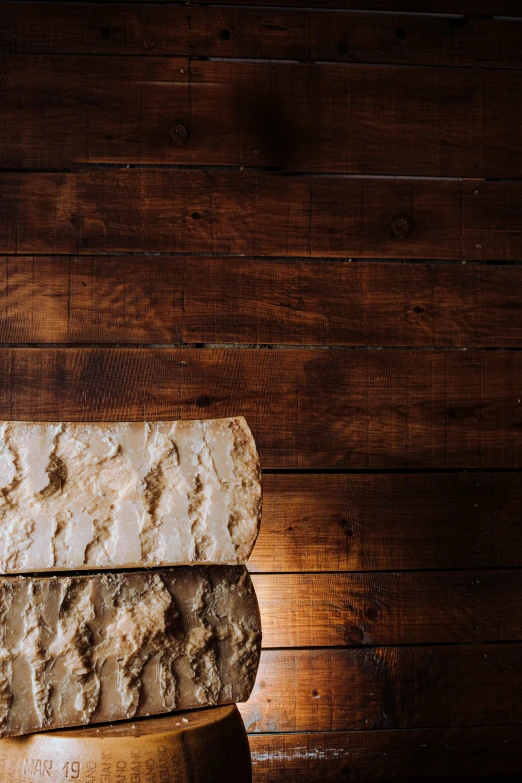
[0,417,261,573]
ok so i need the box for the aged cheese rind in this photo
[0,566,261,737]
[0,417,261,572]
[0,706,252,783]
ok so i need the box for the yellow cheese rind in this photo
[0,705,252,783]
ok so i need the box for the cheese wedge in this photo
[0,417,261,572]
[0,566,261,737]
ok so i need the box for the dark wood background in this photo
[1,1,522,780]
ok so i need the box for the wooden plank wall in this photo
[1,2,522,780]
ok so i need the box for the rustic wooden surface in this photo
[252,571,522,647]
[2,257,522,347]
[241,645,522,730]
[1,5,520,69]
[3,173,522,260]
[1,347,520,469]
[1,3,521,780]
[194,0,520,11]
[82,0,522,12]
[248,727,522,781]
[4,55,522,175]
[251,474,522,572]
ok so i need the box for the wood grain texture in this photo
[3,5,521,779]
[83,0,522,13]
[4,56,522,175]
[250,473,522,572]
[249,726,522,781]
[253,571,522,647]
[187,60,522,176]
[0,55,189,169]
[1,257,522,348]
[1,4,520,69]
[2,173,522,260]
[0,348,521,469]
[195,0,522,12]
[240,645,522,731]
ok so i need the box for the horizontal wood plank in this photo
[251,473,522,572]
[1,257,522,348]
[195,0,522,12]
[1,4,520,69]
[253,571,522,647]
[6,3,521,778]
[4,56,522,175]
[188,60,522,176]
[0,55,189,169]
[249,726,522,781]
[2,173,522,260]
[84,0,522,13]
[0,348,521,469]
[240,645,522,731]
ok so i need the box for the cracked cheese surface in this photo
[0,417,261,573]
[0,566,261,737]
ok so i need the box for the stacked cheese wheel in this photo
[0,417,262,778]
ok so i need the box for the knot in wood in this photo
[168,123,189,146]
[390,216,412,239]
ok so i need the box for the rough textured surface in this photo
[0,706,252,783]
[0,417,261,573]
[0,566,261,737]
